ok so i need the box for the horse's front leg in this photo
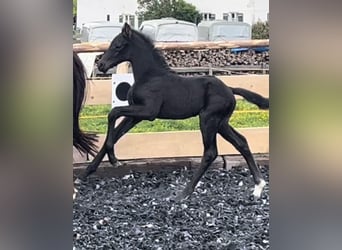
[81,103,159,179]
[105,116,141,166]
[80,140,107,180]
[79,113,133,180]
[81,116,139,179]
[105,104,160,164]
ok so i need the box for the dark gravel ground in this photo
[73,166,269,250]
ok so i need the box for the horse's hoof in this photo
[111,160,122,168]
[108,154,121,168]
[175,190,191,202]
[74,178,83,184]
[73,187,78,200]
[175,193,189,202]
[252,179,266,199]
[78,173,89,182]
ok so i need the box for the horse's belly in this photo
[158,97,203,119]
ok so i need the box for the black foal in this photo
[81,23,268,200]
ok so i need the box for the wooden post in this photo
[209,63,213,76]
[114,61,130,128]
[116,62,129,74]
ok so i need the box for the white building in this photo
[76,0,139,29]
[76,0,268,29]
[186,0,269,25]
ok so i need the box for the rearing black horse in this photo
[82,23,269,200]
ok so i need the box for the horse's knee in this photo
[107,110,117,123]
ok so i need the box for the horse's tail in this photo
[73,51,98,155]
[231,87,269,109]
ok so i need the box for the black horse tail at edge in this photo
[73,51,98,156]
[231,87,269,110]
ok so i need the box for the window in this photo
[119,14,135,27]
[211,24,250,41]
[201,12,215,21]
[237,13,244,22]
[140,25,155,40]
[89,26,121,42]
[138,16,144,27]
[129,15,135,28]
[156,24,197,42]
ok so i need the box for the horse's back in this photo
[154,74,232,119]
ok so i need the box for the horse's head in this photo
[97,23,133,73]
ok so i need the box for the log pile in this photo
[75,40,269,76]
[161,48,269,68]
[93,48,269,77]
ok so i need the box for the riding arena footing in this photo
[73,156,269,250]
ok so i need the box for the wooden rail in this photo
[85,75,269,105]
[73,128,269,164]
[73,39,269,53]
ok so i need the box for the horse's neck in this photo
[130,47,169,81]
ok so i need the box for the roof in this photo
[82,21,123,28]
[139,18,196,28]
[198,20,250,28]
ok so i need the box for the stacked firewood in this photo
[161,48,269,68]
[94,48,269,76]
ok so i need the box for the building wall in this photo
[76,0,138,29]
[76,0,268,29]
[187,0,269,25]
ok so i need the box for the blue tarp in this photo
[231,46,269,53]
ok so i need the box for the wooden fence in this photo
[73,39,269,53]
[73,41,269,163]
[85,75,269,105]
[74,74,269,163]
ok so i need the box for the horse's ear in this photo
[122,23,132,38]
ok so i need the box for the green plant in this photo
[79,100,269,134]
[252,21,269,39]
[137,0,202,24]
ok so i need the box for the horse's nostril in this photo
[98,62,107,73]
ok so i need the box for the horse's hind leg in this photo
[218,123,266,199]
[177,112,221,200]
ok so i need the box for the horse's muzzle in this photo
[97,61,107,73]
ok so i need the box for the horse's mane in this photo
[132,29,175,73]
